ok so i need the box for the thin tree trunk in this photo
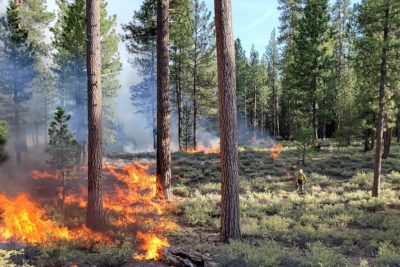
[364,131,370,152]
[156,0,172,201]
[312,74,318,139]
[86,0,105,230]
[193,69,197,149]
[175,48,183,151]
[383,128,392,159]
[372,7,389,198]
[214,0,241,242]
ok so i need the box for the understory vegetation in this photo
[170,141,400,267]
[2,141,400,266]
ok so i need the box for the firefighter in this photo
[297,169,307,194]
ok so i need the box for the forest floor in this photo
[163,140,400,267]
[1,140,400,266]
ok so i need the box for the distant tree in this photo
[190,0,215,149]
[122,0,157,149]
[156,0,172,200]
[170,0,193,150]
[47,107,77,220]
[214,0,241,242]
[235,39,250,140]
[247,46,267,130]
[332,0,359,145]
[0,2,36,165]
[263,28,281,137]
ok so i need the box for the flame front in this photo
[0,161,176,261]
[271,143,283,160]
[0,193,69,243]
[185,144,220,154]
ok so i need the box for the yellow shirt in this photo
[297,173,306,181]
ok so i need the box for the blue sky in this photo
[46,0,280,55]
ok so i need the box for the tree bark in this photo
[86,0,105,230]
[214,0,241,242]
[156,0,172,201]
[372,7,389,198]
[383,127,392,159]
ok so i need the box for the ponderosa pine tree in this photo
[355,0,400,197]
[156,0,172,200]
[278,0,303,139]
[190,0,215,149]
[170,0,193,151]
[86,0,105,230]
[52,0,121,153]
[214,0,241,242]
[292,0,332,139]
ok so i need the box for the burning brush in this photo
[0,161,177,262]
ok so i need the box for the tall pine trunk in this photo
[156,0,172,201]
[214,0,241,242]
[86,0,105,230]
[372,7,389,198]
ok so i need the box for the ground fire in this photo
[271,143,283,160]
[0,161,177,261]
[184,144,220,154]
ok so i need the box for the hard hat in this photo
[299,169,303,174]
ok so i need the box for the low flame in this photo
[185,144,220,154]
[271,143,283,161]
[31,170,58,180]
[134,232,169,260]
[0,161,177,261]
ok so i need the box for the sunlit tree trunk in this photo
[156,0,172,201]
[86,0,105,230]
[214,0,241,242]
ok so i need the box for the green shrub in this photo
[376,242,400,267]
[180,194,219,226]
[223,241,299,267]
[350,172,373,189]
[36,242,133,267]
[0,121,8,145]
[304,241,349,267]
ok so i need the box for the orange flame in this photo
[185,144,220,154]
[134,232,169,261]
[1,161,176,260]
[31,170,58,180]
[0,193,69,243]
[271,143,283,161]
